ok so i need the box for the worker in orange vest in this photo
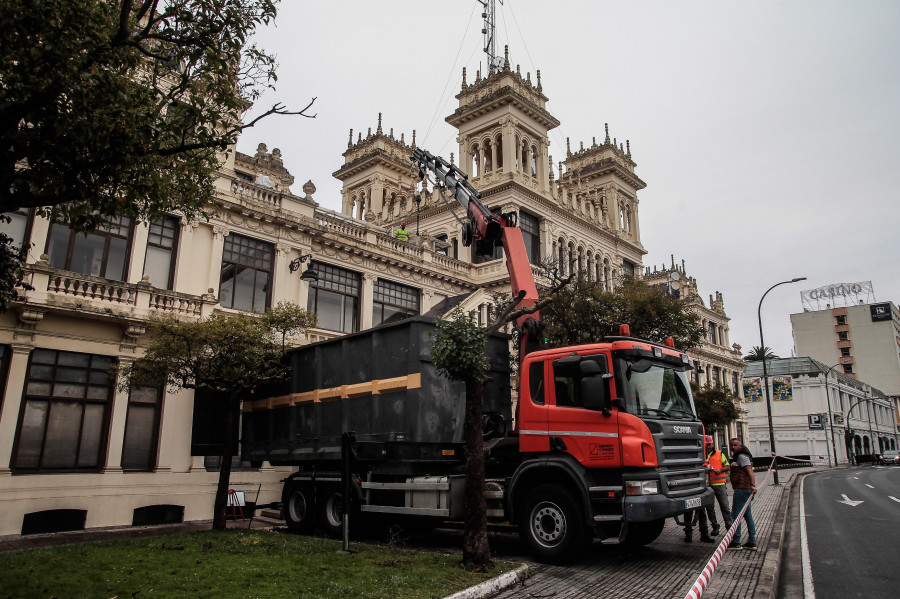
[705,435,732,535]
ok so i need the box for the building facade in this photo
[742,358,897,464]
[0,52,665,537]
[791,299,900,437]
[643,258,747,450]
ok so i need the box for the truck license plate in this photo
[685,497,701,510]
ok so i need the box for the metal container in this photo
[241,317,512,465]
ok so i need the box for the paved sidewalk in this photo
[488,466,820,599]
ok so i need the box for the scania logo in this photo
[673,426,692,434]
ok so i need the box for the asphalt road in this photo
[801,466,900,598]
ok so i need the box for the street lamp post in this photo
[758,277,806,485]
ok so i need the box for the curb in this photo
[443,564,531,599]
[757,469,808,599]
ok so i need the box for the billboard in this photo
[772,376,793,401]
[871,303,892,322]
[743,377,763,402]
[800,281,873,311]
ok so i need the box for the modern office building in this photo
[791,293,900,436]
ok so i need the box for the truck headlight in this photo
[625,480,659,496]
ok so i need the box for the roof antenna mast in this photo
[479,0,504,73]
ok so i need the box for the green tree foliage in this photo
[743,345,779,362]
[118,304,315,530]
[0,221,32,312]
[692,384,741,434]
[0,0,314,308]
[541,276,705,350]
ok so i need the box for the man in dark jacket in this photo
[727,438,757,550]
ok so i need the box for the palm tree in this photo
[743,345,779,362]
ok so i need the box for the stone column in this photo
[127,222,150,284]
[360,272,376,330]
[172,219,198,292]
[207,225,229,298]
[103,357,133,473]
[0,344,33,475]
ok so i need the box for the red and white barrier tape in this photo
[682,455,777,599]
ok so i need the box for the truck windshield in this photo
[616,358,696,419]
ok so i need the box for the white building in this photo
[742,357,897,465]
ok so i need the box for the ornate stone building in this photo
[643,258,748,449]
[0,50,669,536]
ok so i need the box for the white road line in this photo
[801,475,816,599]
[866,484,874,489]
[890,496,900,503]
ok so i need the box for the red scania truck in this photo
[240,149,711,563]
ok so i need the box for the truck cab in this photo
[511,335,711,559]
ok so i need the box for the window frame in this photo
[46,216,134,281]
[306,262,361,333]
[372,278,420,326]
[519,211,541,265]
[120,385,163,471]
[12,349,115,473]
[219,233,275,313]
[142,216,180,290]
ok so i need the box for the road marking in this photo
[801,476,816,599]
[837,494,864,507]
[890,496,900,504]
[852,476,859,480]
[865,484,874,489]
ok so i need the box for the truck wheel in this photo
[520,484,588,564]
[282,480,315,533]
[620,518,665,547]
[317,487,344,537]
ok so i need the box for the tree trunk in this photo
[212,395,240,530]
[462,378,492,570]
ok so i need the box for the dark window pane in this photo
[52,383,86,399]
[47,224,72,270]
[32,349,57,364]
[26,381,52,396]
[220,234,273,313]
[42,402,82,468]
[77,404,105,467]
[15,401,48,468]
[122,405,157,470]
[70,232,106,277]
[144,246,173,289]
[59,352,90,368]
[56,367,88,383]
[0,211,28,248]
[105,235,128,280]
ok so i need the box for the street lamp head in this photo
[791,277,807,283]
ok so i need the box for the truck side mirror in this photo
[580,360,613,416]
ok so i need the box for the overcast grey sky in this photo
[238,0,900,360]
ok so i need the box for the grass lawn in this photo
[0,529,518,599]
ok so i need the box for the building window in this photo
[843,364,853,374]
[434,234,450,256]
[47,216,133,280]
[519,211,541,264]
[0,345,9,411]
[373,279,419,326]
[1,209,30,249]
[840,347,851,357]
[143,217,179,290]
[835,315,847,325]
[307,262,360,333]
[121,385,163,471]
[837,331,849,342]
[708,322,718,345]
[219,234,273,313]
[621,260,635,277]
[13,349,114,472]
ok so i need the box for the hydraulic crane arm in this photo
[411,147,542,344]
